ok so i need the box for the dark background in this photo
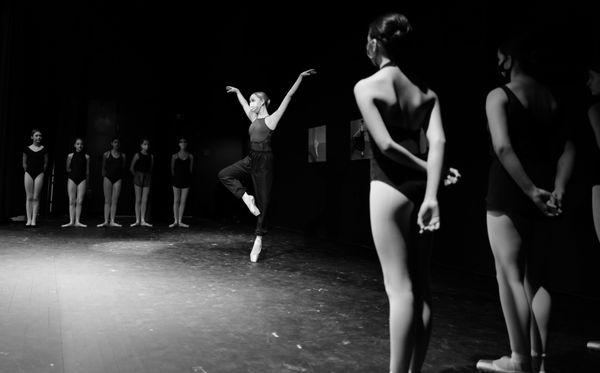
[1,1,599,298]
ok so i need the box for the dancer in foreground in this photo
[130,138,154,227]
[23,129,49,227]
[354,13,447,373]
[218,68,316,262]
[170,137,193,228]
[97,138,126,227]
[476,36,575,373]
[62,138,90,227]
[586,56,600,354]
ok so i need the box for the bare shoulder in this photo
[354,74,385,99]
[486,87,508,106]
[85,154,90,160]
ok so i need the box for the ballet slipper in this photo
[141,221,152,227]
[97,221,108,227]
[75,222,87,227]
[178,222,189,228]
[130,221,140,227]
[476,356,531,373]
[169,221,178,228]
[250,237,263,263]
[110,222,122,227]
[61,222,74,228]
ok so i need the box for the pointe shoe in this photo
[110,222,122,227]
[588,341,600,351]
[141,221,152,227]
[61,222,74,228]
[169,222,178,228]
[97,222,108,227]
[75,222,87,227]
[130,221,140,227]
[250,240,262,263]
[476,356,531,373]
[178,222,189,228]
[242,194,260,216]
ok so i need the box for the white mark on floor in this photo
[271,332,279,338]
[283,363,307,372]
[192,366,208,373]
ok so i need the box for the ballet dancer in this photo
[23,129,49,227]
[62,138,90,227]
[586,57,600,354]
[354,13,448,373]
[130,138,153,227]
[97,138,126,227]
[476,36,575,373]
[218,68,316,262]
[170,137,193,228]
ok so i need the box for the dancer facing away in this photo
[130,138,154,227]
[97,138,126,227]
[170,137,193,228]
[62,138,90,227]
[218,68,316,262]
[586,57,600,353]
[23,129,49,227]
[354,13,448,373]
[476,36,575,373]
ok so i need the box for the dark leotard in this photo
[134,152,151,173]
[105,152,124,184]
[370,125,427,204]
[68,151,87,185]
[173,154,192,189]
[486,85,566,219]
[23,146,47,179]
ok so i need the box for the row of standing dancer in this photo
[23,135,194,229]
[19,11,600,373]
[353,13,600,373]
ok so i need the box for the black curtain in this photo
[0,0,23,221]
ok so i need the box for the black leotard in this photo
[68,151,87,185]
[486,85,566,218]
[134,152,151,173]
[370,125,427,204]
[173,154,192,189]
[23,146,47,179]
[105,152,124,184]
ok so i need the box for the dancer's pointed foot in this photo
[61,222,74,228]
[169,221,178,228]
[25,221,32,227]
[179,222,189,228]
[242,193,260,216]
[141,221,152,227]
[130,221,140,227]
[75,222,87,227]
[97,221,108,227]
[250,236,263,263]
[476,356,531,373]
[110,221,122,227]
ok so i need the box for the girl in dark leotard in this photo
[62,138,90,228]
[586,57,600,354]
[476,37,575,373]
[353,14,458,373]
[130,138,154,227]
[22,129,49,227]
[97,138,126,227]
[219,69,316,262]
[170,137,194,228]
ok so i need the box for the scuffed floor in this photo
[0,220,598,372]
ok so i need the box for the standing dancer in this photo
[170,137,193,228]
[130,138,154,227]
[23,129,49,227]
[476,36,575,373]
[218,68,316,262]
[97,138,126,227]
[586,58,600,353]
[62,138,90,227]
[354,13,447,373]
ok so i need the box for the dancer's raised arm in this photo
[265,69,316,131]
[226,86,254,122]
